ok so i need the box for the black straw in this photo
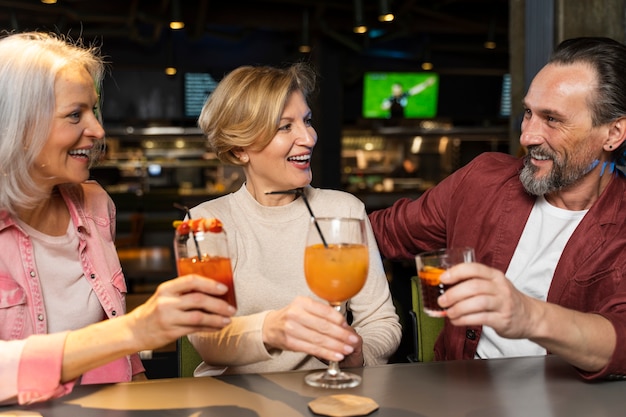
[173,203,202,258]
[265,188,328,248]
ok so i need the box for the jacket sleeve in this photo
[367,170,458,261]
[0,332,76,406]
[349,214,402,365]
[368,152,517,262]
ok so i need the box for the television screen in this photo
[362,72,439,119]
[184,72,219,118]
[102,70,183,122]
[499,73,511,118]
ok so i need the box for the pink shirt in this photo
[0,181,144,405]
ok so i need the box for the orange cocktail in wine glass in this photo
[303,217,368,389]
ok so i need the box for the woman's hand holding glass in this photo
[262,296,361,364]
[303,217,368,389]
[62,274,236,384]
[125,275,236,351]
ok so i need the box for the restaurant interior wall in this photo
[7,0,626,375]
[0,0,512,374]
[86,1,512,291]
[0,1,511,194]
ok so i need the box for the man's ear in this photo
[606,117,626,151]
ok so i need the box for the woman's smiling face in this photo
[32,66,105,190]
[241,89,318,198]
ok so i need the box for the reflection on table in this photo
[7,355,626,417]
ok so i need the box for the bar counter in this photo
[5,355,625,416]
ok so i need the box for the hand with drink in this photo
[415,247,475,317]
[173,217,237,308]
[303,217,369,389]
[262,296,362,366]
[437,257,546,340]
[124,275,236,351]
[416,247,543,343]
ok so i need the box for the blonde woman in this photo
[189,63,401,376]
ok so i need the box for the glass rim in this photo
[415,246,474,259]
[310,216,364,222]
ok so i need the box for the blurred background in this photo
[2,0,623,372]
[0,0,515,201]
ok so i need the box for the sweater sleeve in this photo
[0,332,76,405]
[189,311,274,368]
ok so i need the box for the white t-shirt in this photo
[18,219,104,333]
[475,195,587,358]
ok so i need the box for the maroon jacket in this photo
[369,152,626,380]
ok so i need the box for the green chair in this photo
[408,276,445,362]
[177,335,203,377]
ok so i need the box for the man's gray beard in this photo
[518,155,594,196]
[519,162,553,195]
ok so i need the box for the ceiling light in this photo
[421,47,433,70]
[169,0,185,30]
[165,37,177,76]
[40,0,57,4]
[353,0,368,34]
[484,17,496,49]
[378,0,394,22]
[299,9,311,54]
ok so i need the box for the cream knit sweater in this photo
[189,185,401,376]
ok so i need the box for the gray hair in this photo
[549,37,626,164]
[0,31,105,214]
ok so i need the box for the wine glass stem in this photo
[327,360,340,377]
[325,304,343,377]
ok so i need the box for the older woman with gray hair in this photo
[0,31,235,406]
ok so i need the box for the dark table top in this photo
[5,355,626,417]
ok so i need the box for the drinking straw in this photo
[173,203,202,258]
[265,188,328,248]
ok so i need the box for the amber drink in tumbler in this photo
[173,218,237,308]
[415,247,474,317]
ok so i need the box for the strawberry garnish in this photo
[204,218,223,233]
[172,218,223,234]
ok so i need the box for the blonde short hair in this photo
[198,62,317,165]
[0,31,105,214]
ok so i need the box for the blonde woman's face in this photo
[242,90,317,198]
[33,66,104,190]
